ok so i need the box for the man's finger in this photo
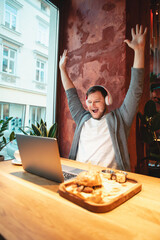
[136,24,139,34]
[139,25,143,34]
[143,27,148,35]
[131,27,135,38]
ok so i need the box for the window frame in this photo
[37,20,49,46]
[35,59,46,83]
[4,2,18,31]
[2,45,17,75]
[1,0,60,128]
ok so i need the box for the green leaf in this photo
[40,119,44,125]
[32,124,41,136]
[9,131,15,141]
[7,117,13,121]
[48,123,57,138]
[19,127,29,135]
[2,136,7,145]
[40,124,47,137]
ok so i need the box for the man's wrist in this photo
[60,66,66,72]
[134,48,145,54]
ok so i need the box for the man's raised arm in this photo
[59,50,75,90]
[124,24,147,68]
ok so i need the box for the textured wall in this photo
[58,0,127,158]
[57,0,150,173]
[126,0,150,172]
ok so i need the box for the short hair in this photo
[86,85,108,99]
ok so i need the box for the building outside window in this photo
[0,0,59,159]
[37,21,49,46]
[30,106,46,126]
[5,3,17,31]
[36,59,46,83]
[2,46,16,74]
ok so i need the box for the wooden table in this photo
[0,159,160,240]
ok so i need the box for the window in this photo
[36,59,46,83]
[0,103,9,120]
[41,2,47,12]
[5,3,17,31]
[0,102,25,131]
[0,0,59,159]
[37,22,49,46]
[2,46,16,75]
[29,106,46,126]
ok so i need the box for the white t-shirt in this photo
[76,115,117,168]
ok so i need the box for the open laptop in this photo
[16,134,84,183]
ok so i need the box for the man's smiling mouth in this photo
[92,109,98,113]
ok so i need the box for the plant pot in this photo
[0,155,4,161]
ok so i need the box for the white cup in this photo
[14,150,21,162]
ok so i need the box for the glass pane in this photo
[3,104,9,119]
[3,59,8,72]
[37,107,41,122]
[31,107,36,125]
[3,48,8,57]
[12,15,16,30]
[5,12,10,26]
[9,61,14,74]
[38,23,48,46]
[41,3,47,11]
[36,61,40,68]
[36,70,39,81]
[6,4,17,15]
[10,104,25,132]
[40,71,44,82]
[10,50,15,59]
[41,62,44,69]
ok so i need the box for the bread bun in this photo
[75,170,102,187]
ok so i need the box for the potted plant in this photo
[0,117,16,161]
[19,119,58,138]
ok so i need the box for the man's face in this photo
[86,91,107,119]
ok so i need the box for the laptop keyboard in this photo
[63,171,77,181]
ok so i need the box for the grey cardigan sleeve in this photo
[66,88,86,124]
[119,68,144,128]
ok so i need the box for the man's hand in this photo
[124,24,147,51]
[59,49,68,70]
[59,49,75,90]
[124,24,147,68]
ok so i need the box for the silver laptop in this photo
[16,134,83,182]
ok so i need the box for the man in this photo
[59,24,147,171]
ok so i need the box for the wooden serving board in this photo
[59,177,142,213]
